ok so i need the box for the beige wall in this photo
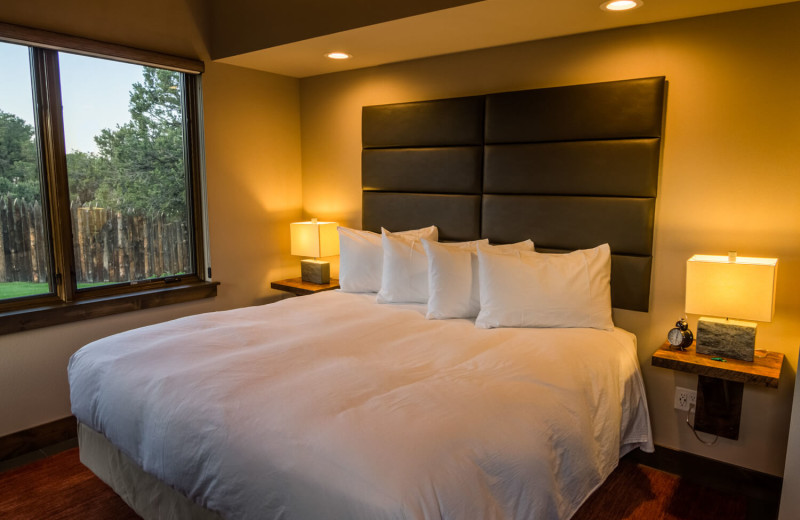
[0,2,303,436]
[300,3,800,475]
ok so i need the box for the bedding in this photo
[378,235,489,305]
[476,243,614,331]
[375,228,450,304]
[338,225,438,293]
[424,239,534,320]
[69,290,652,520]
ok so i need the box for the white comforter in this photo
[69,291,652,520]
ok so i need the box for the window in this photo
[60,54,193,288]
[0,27,214,334]
[0,42,51,300]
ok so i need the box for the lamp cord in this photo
[686,403,719,445]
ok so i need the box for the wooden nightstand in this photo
[270,277,339,297]
[652,342,784,439]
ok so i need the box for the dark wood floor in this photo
[0,446,138,520]
[0,437,78,474]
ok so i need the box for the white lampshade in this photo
[290,219,339,258]
[685,254,778,322]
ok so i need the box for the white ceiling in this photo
[217,0,798,78]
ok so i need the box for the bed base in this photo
[78,422,220,519]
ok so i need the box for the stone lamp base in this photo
[695,316,756,361]
[300,259,331,285]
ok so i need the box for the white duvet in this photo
[69,291,652,520]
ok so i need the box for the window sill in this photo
[0,281,218,336]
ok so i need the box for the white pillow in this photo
[423,239,533,320]
[475,243,614,331]
[338,225,437,293]
[376,228,442,304]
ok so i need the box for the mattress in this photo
[69,290,653,519]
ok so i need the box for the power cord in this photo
[686,403,718,446]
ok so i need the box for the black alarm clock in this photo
[667,318,693,350]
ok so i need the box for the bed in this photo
[69,76,666,519]
[71,291,651,519]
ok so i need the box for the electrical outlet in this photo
[674,386,697,411]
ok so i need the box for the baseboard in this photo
[627,444,782,520]
[0,416,77,462]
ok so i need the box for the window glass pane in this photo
[0,42,51,300]
[58,53,193,288]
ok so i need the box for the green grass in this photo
[0,282,50,299]
[77,281,113,289]
[0,281,114,299]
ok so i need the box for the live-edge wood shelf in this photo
[652,341,784,440]
[270,277,339,297]
[652,342,783,388]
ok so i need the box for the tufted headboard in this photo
[361,77,666,312]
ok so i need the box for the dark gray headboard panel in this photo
[362,96,484,148]
[363,147,483,194]
[481,195,654,254]
[483,139,660,197]
[362,77,666,312]
[362,193,481,242]
[484,77,665,142]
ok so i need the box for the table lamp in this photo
[290,218,339,284]
[685,252,778,361]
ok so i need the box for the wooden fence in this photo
[0,196,191,284]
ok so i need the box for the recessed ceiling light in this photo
[326,52,351,60]
[600,0,643,11]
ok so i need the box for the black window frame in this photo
[0,22,216,335]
